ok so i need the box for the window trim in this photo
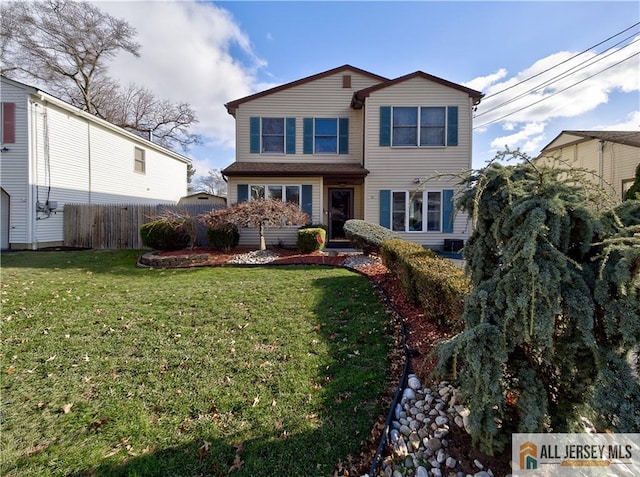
[260,117,285,154]
[391,106,448,148]
[249,184,302,206]
[134,147,146,174]
[390,189,443,232]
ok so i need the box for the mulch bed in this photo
[149,247,512,476]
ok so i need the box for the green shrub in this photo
[207,222,240,251]
[381,238,469,330]
[343,219,401,255]
[297,228,326,253]
[140,220,191,251]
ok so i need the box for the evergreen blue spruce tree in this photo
[436,150,640,454]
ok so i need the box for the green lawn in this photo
[1,250,392,476]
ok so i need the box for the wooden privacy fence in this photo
[64,203,225,249]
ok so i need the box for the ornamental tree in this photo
[200,199,309,251]
[435,149,640,455]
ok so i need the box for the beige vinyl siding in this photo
[234,70,380,164]
[539,138,639,201]
[227,176,321,248]
[362,77,474,248]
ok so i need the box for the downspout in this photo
[87,118,92,203]
[28,100,38,249]
[598,139,605,189]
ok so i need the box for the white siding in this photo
[362,77,474,248]
[234,70,381,164]
[0,80,32,246]
[1,76,189,249]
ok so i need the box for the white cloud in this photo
[96,1,266,150]
[490,122,547,157]
[472,36,640,156]
[596,110,640,130]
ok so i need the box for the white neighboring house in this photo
[0,76,191,250]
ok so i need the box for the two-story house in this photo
[222,65,483,250]
[0,76,190,250]
[537,130,640,201]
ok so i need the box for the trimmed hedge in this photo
[140,220,191,251]
[381,238,470,331]
[297,227,326,253]
[207,222,240,251]
[343,219,401,254]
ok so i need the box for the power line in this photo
[481,21,640,101]
[475,35,640,119]
[473,51,639,130]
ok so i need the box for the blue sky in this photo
[98,1,640,182]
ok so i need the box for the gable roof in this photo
[1,75,191,164]
[541,130,640,152]
[224,65,389,116]
[351,71,484,109]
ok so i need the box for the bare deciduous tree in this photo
[195,169,228,196]
[201,199,309,250]
[1,0,200,151]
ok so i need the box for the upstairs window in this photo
[134,147,146,174]
[420,107,446,146]
[380,106,458,147]
[261,118,284,153]
[250,117,296,154]
[1,102,16,144]
[314,118,338,153]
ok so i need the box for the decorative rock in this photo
[409,432,421,450]
[416,466,429,477]
[455,416,464,428]
[474,472,491,477]
[403,388,416,400]
[399,424,412,437]
[395,403,403,420]
[432,468,442,477]
[392,471,403,477]
[408,375,421,390]
[436,449,446,464]
[427,437,442,451]
[435,416,449,426]
[446,456,457,468]
[474,459,484,469]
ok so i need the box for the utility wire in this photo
[475,36,640,118]
[473,51,639,130]
[480,21,640,101]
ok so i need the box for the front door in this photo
[328,188,353,241]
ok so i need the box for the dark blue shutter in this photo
[303,118,313,154]
[442,189,454,233]
[379,107,391,147]
[301,185,313,218]
[338,118,349,154]
[286,117,296,154]
[447,107,458,147]
[379,190,391,229]
[237,184,249,203]
[250,117,260,153]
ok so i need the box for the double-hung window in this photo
[390,106,447,147]
[314,118,338,153]
[391,190,442,232]
[134,147,146,174]
[261,118,285,153]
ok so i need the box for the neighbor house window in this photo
[134,147,145,173]
[391,106,447,147]
[250,184,301,206]
[391,190,442,232]
[1,102,16,144]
